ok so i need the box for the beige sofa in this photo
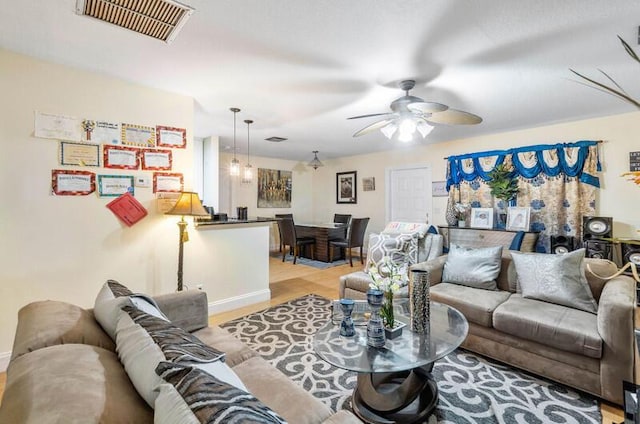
[0,290,361,423]
[412,254,634,406]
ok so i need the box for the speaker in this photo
[582,216,613,241]
[584,239,613,260]
[621,242,640,265]
[550,235,576,254]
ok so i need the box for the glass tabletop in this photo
[313,301,468,373]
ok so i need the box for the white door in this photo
[386,165,432,224]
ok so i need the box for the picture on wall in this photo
[506,207,531,231]
[337,171,357,204]
[362,177,375,192]
[470,207,494,229]
[257,168,292,208]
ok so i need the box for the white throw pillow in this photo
[442,245,503,290]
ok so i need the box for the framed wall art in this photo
[362,177,375,192]
[432,181,448,197]
[51,169,95,196]
[337,171,357,204]
[506,207,531,231]
[257,168,292,208]
[60,142,100,167]
[121,123,156,147]
[103,145,140,169]
[153,172,183,193]
[470,207,494,229]
[156,126,187,148]
[98,175,135,197]
[140,148,172,170]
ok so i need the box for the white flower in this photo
[368,256,403,293]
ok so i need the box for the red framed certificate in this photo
[156,126,187,148]
[103,145,140,169]
[141,148,172,170]
[51,169,95,196]
[106,192,148,227]
[153,172,183,193]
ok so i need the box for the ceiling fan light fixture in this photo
[308,151,324,170]
[380,122,397,139]
[398,118,417,142]
[416,120,434,138]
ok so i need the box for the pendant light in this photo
[229,107,241,176]
[308,150,324,170]
[242,119,254,183]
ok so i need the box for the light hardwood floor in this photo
[0,256,626,422]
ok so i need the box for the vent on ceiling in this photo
[265,136,287,142]
[76,0,194,44]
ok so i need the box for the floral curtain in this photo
[446,140,600,252]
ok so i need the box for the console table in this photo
[438,226,539,252]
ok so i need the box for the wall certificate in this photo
[98,175,135,197]
[153,172,183,193]
[35,111,82,141]
[104,145,140,169]
[141,149,172,170]
[83,120,121,144]
[60,142,100,166]
[156,126,187,148]
[122,123,156,147]
[51,170,95,195]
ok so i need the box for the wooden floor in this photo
[0,256,626,422]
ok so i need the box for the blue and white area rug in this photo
[219,294,601,424]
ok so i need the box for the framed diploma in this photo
[83,120,121,144]
[98,175,135,197]
[141,149,172,170]
[153,172,183,193]
[51,169,95,195]
[60,142,100,166]
[121,123,156,147]
[35,111,82,141]
[103,145,140,169]
[106,192,148,227]
[156,126,187,148]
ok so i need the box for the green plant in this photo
[368,256,403,328]
[487,163,519,203]
[570,36,640,108]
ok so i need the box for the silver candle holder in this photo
[410,269,430,333]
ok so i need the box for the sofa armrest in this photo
[597,275,635,404]
[153,290,208,332]
[410,255,447,286]
[339,271,373,300]
[322,410,363,423]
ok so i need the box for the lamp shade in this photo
[166,192,210,216]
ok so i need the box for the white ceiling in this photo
[1,0,639,162]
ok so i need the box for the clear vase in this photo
[381,290,394,328]
[366,289,385,348]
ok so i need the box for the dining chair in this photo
[277,218,315,264]
[329,217,370,266]
[275,213,294,252]
[333,214,352,225]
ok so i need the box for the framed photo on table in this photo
[336,171,357,204]
[506,207,531,231]
[470,208,494,229]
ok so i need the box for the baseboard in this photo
[207,289,271,316]
[0,350,11,372]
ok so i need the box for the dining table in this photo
[294,222,348,262]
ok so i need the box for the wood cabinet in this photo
[438,226,539,252]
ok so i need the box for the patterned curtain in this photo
[446,140,600,252]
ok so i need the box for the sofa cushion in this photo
[10,300,115,360]
[493,294,602,359]
[430,283,511,327]
[154,361,286,424]
[192,326,259,367]
[233,356,333,424]
[442,245,503,290]
[0,344,152,424]
[511,249,598,314]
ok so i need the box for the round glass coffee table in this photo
[313,301,468,424]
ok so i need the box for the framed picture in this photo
[156,126,187,148]
[98,175,135,197]
[506,207,531,231]
[470,208,494,229]
[337,171,357,204]
[362,177,375,192]
[103,145,140,169]
[51,169,95,196]
[432,180,448,197]
[140,148,172,170]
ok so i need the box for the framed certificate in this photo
[104,145,140,169]
[60,142,100,166]
[140,149,172,170]
[153,172,183,193]
[156,126,187,148]
[121,123,156,147]
[51,169,95,196]
[106,192,148,227]
[98,175,135,197]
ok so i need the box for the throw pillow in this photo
[154,361,287,424]
[93,280,168,340]
[510,249,598,314]
[382,222,430,238]
[442,245,503,290]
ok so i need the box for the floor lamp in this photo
[165,192,209,291]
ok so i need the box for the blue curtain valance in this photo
[446,140,600,189]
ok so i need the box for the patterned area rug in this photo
[219,294,601,424]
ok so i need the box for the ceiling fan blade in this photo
[426,109,482,125]
[347,112,393,120]
[353,118,395,137]
[407,101,448,114]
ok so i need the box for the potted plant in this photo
[486,163,519,229]
[368,256,406,339]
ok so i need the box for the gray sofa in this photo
[412,254,635,406]
[0,290,361,423]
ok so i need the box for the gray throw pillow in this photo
[510,248,598,314]
[442,245,503,290]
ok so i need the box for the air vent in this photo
[76,0,194,44]
[265,137,287,142]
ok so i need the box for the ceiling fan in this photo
[348,80,482,141]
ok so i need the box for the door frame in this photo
[385,164,433,224]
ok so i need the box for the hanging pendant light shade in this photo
[229,107,241,176]
[308,150,324,170]
[242,119,253,184]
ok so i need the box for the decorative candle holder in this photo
[366,289,385,348]
[410,269,431,333]
[339,298,355,337]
